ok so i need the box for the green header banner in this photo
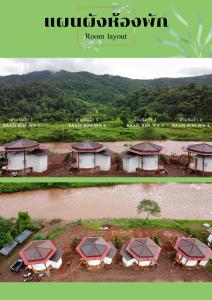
[1,283,212,300]
[0,0,211,57]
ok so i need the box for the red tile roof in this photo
[174,238,212,260]
[187,143,212,154]
[19,240,57,265]
[4,139,39,151]
[76,237,111,261]
[130,142,162,154]
[72,141,104,152]
[126,238,161,261]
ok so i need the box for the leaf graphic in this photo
[155,36,185,52]
[168,28,190,44]
[173,9,189,27]
[205,27,212,45]
[197,21,203,49]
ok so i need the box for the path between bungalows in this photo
[0,183,212,220]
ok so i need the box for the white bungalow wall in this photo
[103,256,113,265]
[196,155,212,172]
[87,259,101,266]
[123,155,159,173]
[28,154,48,173]
[178,254,208,267]
[7,152,30,170]
[95,154,111,171]
[207,234,212,243]
[46,258,63,269]
[7,152,48,173]
[77,153,111,171]
[136,260,152,267]
[31,263,47,271]
[122,257,135,267]
[78,153,95,169]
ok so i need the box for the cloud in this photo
[0,58,212,79]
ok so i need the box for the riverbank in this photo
[0,182,116,194]
[0,122,211,145]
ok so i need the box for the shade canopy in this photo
[19,240,57,265]
[76,237,111,261]
[187,143,212,155]
[129,142,162,155]
[126,238,161,261]
[4,139,39,151]
[174,238,212,260]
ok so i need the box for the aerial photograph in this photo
[0,58,211,177]
[0,182,212,282]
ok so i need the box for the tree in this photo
[16,211,32,233]
[137,199,161,224]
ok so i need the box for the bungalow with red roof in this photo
[186,143,212,173]
[71,141,113,172]
[174,237,212,267]
[2,138,48,175]
[122,142,163,173]
[76,237,117,267]
[120,238,161,267]
[19,240,63,272]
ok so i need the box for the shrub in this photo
[73,219,82,225]
[49,218,62,225]
[160,154,168,165]
[114,235,122,249]
[71,237,78,249]
[33,233,45,240]
[16,211,32,233]
[64,153,71,162]
[153,235,160,246]
[114,153,122,171]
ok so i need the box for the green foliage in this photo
[114,235,122,249]
[141,127,157,140]
[49,218,62,225]
[46,225,68,240]
[71,237,78,249]
[206,260,212,273]
[0,70,212,123]
[114,153,122,171]
[0,182,116,194]
[0,212,34,248]
[137,199,161,224]
[64,153,71,162]
[16,211,32,233]
[160,154,169,164]
[73,219,83,226]
[33,233,45,240]
[153,236,160,246]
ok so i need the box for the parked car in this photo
[10,259,25,273]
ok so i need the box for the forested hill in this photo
[0,70,212,122]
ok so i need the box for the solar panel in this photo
[15,229,32,244]
[0,241,18,256]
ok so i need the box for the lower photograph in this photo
[0,181,212,282]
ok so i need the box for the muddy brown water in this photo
[42,141,212,155]
[0,183,212,221]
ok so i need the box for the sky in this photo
[0,58,212,79]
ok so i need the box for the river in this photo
[0,183,212,220]
[42,141,212,155]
